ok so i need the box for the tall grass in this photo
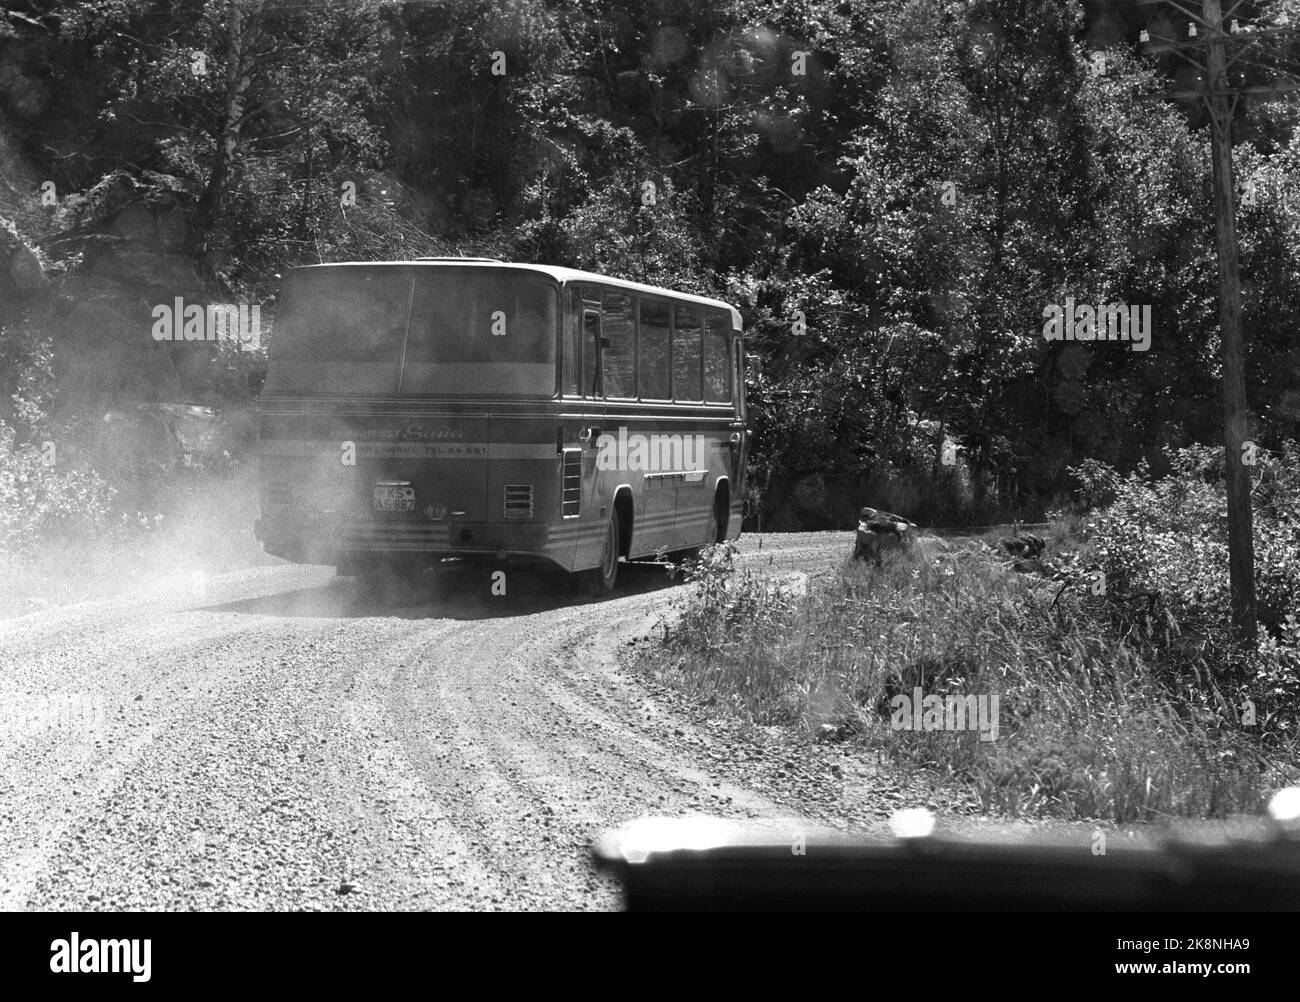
[640,536,1297,822]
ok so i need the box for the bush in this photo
[0,420,119,563]
[656,542,806,717]
[637,524,1296,822]
[1066,444,1300,745]
[1077,443,1300,641]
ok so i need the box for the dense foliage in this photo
[1,0,1299,526]
[3,0,1297,820]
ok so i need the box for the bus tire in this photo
[581,508,620,595]
[669,498,722,565]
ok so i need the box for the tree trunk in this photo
[189,1,264,260]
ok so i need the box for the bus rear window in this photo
[265,268,408,394]
[264,266,557,396]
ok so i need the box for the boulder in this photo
[852,506,916,565]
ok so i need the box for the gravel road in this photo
[0,531,1084,911]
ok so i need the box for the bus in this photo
[253,259,748,593]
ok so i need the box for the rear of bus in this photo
[254,262,563,575]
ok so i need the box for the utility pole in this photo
[1134,0,1293,643]
[1204,0,1256,643]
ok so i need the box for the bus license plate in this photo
[373,484,415,512]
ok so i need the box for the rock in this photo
[852,506,917,565]
[817,719,859,742]
[1000,533,1046,559]
[337,881,358,895]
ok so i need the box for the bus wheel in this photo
[582,508,621,595]
[668,504,718,566]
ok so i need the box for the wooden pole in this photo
[1204,0,1258,642]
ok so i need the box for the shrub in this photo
[637,522,1295,822]
[0,420,119,563]
[1076,443,1300,641]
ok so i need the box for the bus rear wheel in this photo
[579,508,620,595]
[669,503,720,566]
[705,503,721,546]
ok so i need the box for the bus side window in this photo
[602,288,636,399]
[703,309,732,402]
[562,290,581,396]
[637,297,671,400]
[734,337,745,415]
[582,308,601,397]
[672,303,702,402]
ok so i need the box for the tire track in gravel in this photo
[383,586,806,910]
[0,532,920,911]
[0,608,319,909]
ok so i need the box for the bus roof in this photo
[288,260,743,330]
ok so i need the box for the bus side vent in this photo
[561,449,582,518]
[504,484,534,520]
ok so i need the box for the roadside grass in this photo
[637,535,1298,823]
